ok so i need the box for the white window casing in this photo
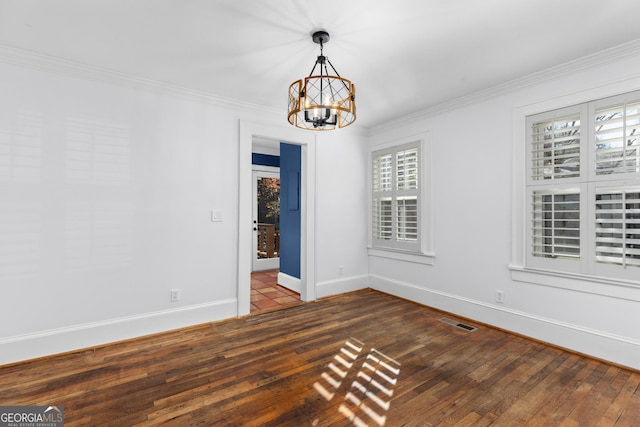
[372,143,419,251]
[369,133,433,264]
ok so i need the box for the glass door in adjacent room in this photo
[252,170,280,271]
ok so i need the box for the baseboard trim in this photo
[0,299,237,366]
[369,274,640,371]
[316,275,369,299]
[277,272,301,293]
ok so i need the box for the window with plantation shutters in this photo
[525,90,640,282]
[372,143,420,251]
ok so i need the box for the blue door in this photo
[279,143,301,279]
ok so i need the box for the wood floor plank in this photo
[1,289,639,426]
[596,372,638,426]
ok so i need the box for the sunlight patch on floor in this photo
[313,338,401,426]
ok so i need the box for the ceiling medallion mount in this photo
[311,30,330,45]
[288,30,356,130]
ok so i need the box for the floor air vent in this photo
[439,317,477,332]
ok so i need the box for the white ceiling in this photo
[2,0,640,129]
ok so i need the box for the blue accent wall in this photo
[279,143,301,279]
[252,153,280,167]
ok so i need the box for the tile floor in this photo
[250,269,301,313]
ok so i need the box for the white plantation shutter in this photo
[397,196,418,241]
[531,191,580,260]
[396,148,418,190]
[372,197,393,240]
[396,147,418,242]
[372,143,420,250]
[373,153,392,192]
[531,113,581,180]
[528,107,584,266]
[372,153,392,241]
[595,189,640,268]
[594,101,640,175]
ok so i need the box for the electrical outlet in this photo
[211,210,223,222]
[338,265,344,276]
[495,290,505,304]
[170,289,181,302]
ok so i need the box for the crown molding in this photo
[370,37,640,134]
[3,38,640,135]
[0,44,281,117]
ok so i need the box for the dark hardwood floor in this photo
[1,289,639,426]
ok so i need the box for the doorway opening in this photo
[238,121,316,317]
[250,143,302,313]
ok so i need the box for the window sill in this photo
[368,247,435,265]
[509,265,640,302]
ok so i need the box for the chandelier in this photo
[288,30,356,130]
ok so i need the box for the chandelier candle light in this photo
[288,30,356,130]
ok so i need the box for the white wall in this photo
[0,56,370,364]
[6,39,639,370]
[367,42,640,370]
[315,130,370,297]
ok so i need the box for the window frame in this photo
[368,133,434,265]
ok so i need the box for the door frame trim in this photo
[238,121,316,316]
